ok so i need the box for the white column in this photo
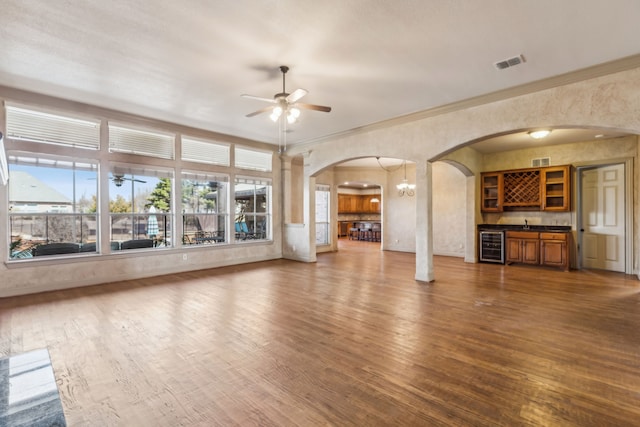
[415,160,434,282]
[465,175,478,263]
[302,156,317,262]
[280,156,293,225]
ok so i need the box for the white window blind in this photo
[109,124,175,160]
[5,105,100,150]
[316,184,331,192]
[182,171,229,183]
[111,165,174,179]
[235,147,272,172]
[182,137,230,166]
[236,176,271,186]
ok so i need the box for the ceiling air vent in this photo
[531,157,550,167]
[494,54,525,70]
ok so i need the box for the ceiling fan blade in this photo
[246,105,275,117]
[296,103,332,113]
[241,94,276,103]
[286,88,308,104]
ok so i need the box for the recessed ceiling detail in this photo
[494,54,525,70]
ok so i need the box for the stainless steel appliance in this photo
[479,230,505,264]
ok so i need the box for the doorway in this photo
[337,184,382,244]
[578,162,632,273]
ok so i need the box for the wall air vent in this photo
[494,54,525,70]
[531,157,551,167]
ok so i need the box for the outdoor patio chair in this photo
[120,239,154,250]
[33,243,80,256]
[79,242,97,252]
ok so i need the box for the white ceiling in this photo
[1,1,639,150]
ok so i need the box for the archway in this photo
[284,67,640,282]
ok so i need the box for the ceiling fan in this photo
[111,174,146,187]
[242,65,332,124]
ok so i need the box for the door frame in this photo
[575,158,633,274]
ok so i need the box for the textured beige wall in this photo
[482,135,637,172]
[432,162,466,257]
[290,157,304,223]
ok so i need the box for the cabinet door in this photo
[522,239,540,264]
[506,238,540,264]
[540,232,570,270]
[541,165,570,211]
[481,172,503,212]
[369,194,381,213]
[338,195,358,213]
[338,194,349,213]
[506,238,523,263]
[540,240,566,268]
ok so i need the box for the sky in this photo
[10,164,160,203]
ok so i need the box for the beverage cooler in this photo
[479,230,505,264]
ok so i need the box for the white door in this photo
[580,164,625,272]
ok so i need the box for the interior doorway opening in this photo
[337,183,382,245]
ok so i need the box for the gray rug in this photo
[0,348,66,427]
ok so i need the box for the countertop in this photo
[478,224,571,232]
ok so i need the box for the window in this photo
[8,154,98,258]
[234,177,271,241]
[182,136,230,166]
[109,165,173,250]
[315,185,331,245]
[1,131,9,185]
[5,104,101,150]
[3,102,278,260]
[109,124,175,160]
[235,147,272,172]
[182,172,229,245]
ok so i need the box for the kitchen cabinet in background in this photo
[338,194,381,214]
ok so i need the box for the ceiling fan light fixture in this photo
[270,106,283,122]
[286,107,301,124]
[528,129,551,139]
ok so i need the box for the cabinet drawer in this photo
[506,231,539,239]
[540,232,568,241]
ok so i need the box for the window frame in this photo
[234,176,272,242]
[315,184,331,246]
[181,171,230,246]
[7,152,99,259]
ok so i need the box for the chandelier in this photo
[396,160,415,197]
[376,157,415,197]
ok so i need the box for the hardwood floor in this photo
[2,239,640,426]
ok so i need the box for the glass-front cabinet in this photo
[481,172,503,212]
[541,165,570,211]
